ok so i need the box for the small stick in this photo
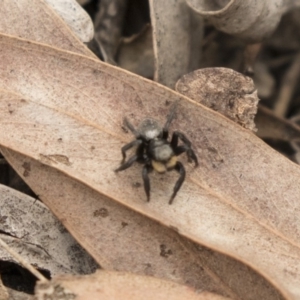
[274,53,300,117]
[0,237,48,283]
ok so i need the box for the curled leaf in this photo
[149,0,203,88]
[176,68,259,131]
[186,0,285,42]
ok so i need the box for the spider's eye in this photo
[145,128,160,140]
[138,119,162,140]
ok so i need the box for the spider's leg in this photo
[174,145,186,156]
[124,117,139,137]
[136,143,147,163]
[115,155,138,172]
[162,101,178,139]
[142,165,152,202]
[169,161,186,205]
[171,131,198,166]
[120,139,142,163]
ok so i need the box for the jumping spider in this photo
[115,104,198,204]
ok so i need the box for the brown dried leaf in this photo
[176,68,258,131]
[43,0,94,42]
[35,270,230,300]
[0,0,93,56]
[0,35,299,299]
[0,184,97,276]
[186,0,284,42]
[149,0,203,88]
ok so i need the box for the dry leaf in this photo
[44,0,94,42]
[0,35,299,299]
[149,0,203,88]
[186,0,285,42]
[0,184,97,275]
[176,68,259,131]
[0,0,93,56]
[35,270,230,300]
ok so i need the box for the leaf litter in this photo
[0,35,299,299]
[0,0,300,299]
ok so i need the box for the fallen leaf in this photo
[149,0,203,88]
[44,0,94,42]
[176,68,258,131]
[0,0,93,55]
[0,184,97,276]
[35,270,230,300]
[0,35,299,299]
[186,0,284,42]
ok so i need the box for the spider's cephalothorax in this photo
[115,106,198,204]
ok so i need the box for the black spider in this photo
[115,105,198,204]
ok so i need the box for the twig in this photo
[274,53,300,117]
[0,237,48,283]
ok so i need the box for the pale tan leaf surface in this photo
[0,278,9,300]
[149,0,203,88]
[0,184,97,276]
[35,270,230,300]
[0,0,93,56]
[0,36,299,298]
[186,0,284,42]
[176,68,258,131]
[2,147,285,300]
[43,0,94,42]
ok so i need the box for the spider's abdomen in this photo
[153,142,173,161]
[149,139,177,173]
